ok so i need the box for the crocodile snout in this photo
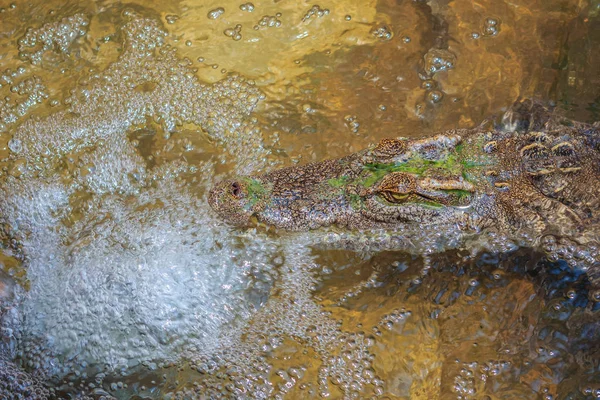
[208,179,255,227]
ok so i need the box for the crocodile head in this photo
[209,133,498,231]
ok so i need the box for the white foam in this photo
[0,11,273,380]
[18,177,274,376]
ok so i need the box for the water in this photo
[0,0,598,399]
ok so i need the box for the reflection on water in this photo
[0,0,598,399]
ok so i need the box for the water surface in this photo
[0,0,599,398]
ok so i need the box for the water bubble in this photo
[483,26,499,36]
[424,49,456,76]
[224,25,242,41]
[256,15,282,29]
[165,14,179,24]
[427,90,443,103]
[345,15,352,21]
[421,79,436,90]
[302,5,329,22]
[344,115,359,133]
[482,17,501,36]
[240,3,255,12]
[8,138,22,153]
[370,25,393,41]
[207,7,225,20]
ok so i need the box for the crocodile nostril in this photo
[230,182,242,198]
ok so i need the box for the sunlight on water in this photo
[0,0,598,399]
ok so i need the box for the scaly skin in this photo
[209,103,600,241]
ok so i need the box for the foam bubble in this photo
[0,355,51,399]
[169,246,378,399]
[9,12,266,176]
[0,11,273,385]
[17,177,275,379]
[18,13,89,65]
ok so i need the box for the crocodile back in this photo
[515,121,600,225]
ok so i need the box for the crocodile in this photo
[209,102,600,243]
[208,102,600,284]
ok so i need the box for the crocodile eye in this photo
[390,193,409,201]
[380,191,410,203]
[230,182,242,198]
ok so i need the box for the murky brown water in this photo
[0,0,599,399]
